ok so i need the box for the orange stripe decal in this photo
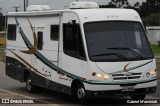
[10,51,47,77]
[20,18,37,54]
[124,63,131,72]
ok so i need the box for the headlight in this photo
[104,74,110,80]
[97,74,102,79]
[150,69,157,76]
[146,69,157,77]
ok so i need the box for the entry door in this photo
[33,27,45,86]
[42,16,60,88]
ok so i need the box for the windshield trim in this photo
[83,21,154,62]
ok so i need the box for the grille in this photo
[112,72,142,80]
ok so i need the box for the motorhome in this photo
[6,2,157,102]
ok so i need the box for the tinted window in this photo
[51,25,59,40]
[63,23,86,60]
[84,21,154,62]
[37,31,43,50]
[7,24,16,40]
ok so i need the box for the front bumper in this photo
[86,86,156,97]
[83,78,157,97]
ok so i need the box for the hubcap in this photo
[27,78,32,90]
[77,87,85,99]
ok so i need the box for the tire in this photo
[35,86,44,94]
[130,94,146,100]
[76,84,87,104]
[26,74,35,93]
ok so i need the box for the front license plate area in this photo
[122,86,135,92]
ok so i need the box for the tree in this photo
[0,8,4,31]
[132,0,160,26]
[142,13,160,26]
[110,0,130,8]
[99,0,130,8]
[100,2,117,8]
[134,2,140,8]
[99,0,160,26]
[146,0,160,14]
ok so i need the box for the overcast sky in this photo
[0,0,146,15]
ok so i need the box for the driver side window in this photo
[63,23,86,60]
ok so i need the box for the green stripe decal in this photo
[84,77,157,85]
[15,18,81,80]
[109,60,153,74]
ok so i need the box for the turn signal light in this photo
[104,74,110,80]
[97,74,102,79]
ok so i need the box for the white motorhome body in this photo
[6,2,157,101]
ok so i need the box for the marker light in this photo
[104,74,110,80]
[146,72,150,77]
[97,74,102,79]
[92,72,96,76]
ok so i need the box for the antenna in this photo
[13,6,20,12]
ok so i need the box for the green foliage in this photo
[0,16,5,31]
[99,0,160,26]
[100,0,130,8]
[137,0,160,18]
[142,13,160,26]
[0,45,5,51]
[151,45,160,55]
[110,0,130,8]
[0,8,4,31]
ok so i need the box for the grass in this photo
[151,45,160,55]
[0,45,5,51]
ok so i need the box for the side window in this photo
[63,23,86,60]
[37,31,43,50]
[7,24,16,40]
[51,25,59,40]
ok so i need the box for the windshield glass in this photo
[84,21,154,62]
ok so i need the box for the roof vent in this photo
[69,2,99,9]
[26,5,51,12]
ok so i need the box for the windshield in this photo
[84,21,154,62]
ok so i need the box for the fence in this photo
[146,26,160,45]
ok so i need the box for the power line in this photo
[0,0,9,4]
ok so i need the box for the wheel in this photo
[130,94,146,100]
[76,84,87,103]
[26,74,35,93]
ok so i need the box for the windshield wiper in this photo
[91,53,128,60]
[107,47,144,59]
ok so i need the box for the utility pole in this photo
[13,6,20,12]
[24,0,29,11]
[24,0,25,11]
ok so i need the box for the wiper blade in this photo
[91,53,128,60]
[107,47,144,59]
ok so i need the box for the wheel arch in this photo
[71,79,85,95]
[24,69,32,82]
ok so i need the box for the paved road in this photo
[0,62,160,105]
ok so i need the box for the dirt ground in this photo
[0,52,159,79]
[0,52,4,61]
[156,62,160,79]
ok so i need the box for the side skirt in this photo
[6,56,71,95]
